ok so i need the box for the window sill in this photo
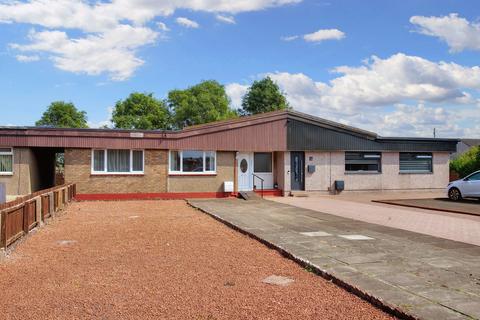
[90,173,145,177]
[399,171,433,175]
[169,173,217,177]
[0,172,14,176]
[345,171,382,175]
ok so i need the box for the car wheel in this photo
[448,188,462,201]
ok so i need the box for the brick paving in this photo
[272,196,480,246]
[0,200,391,320]
[373,198,480,216]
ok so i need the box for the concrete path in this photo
[189,199,480,320]
[271,197,480,246]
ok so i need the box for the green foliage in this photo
[111,92,171,130]
[241,76,290,115]
[36,101,88,128]
[168,80,238,129]
[450,146,480,178]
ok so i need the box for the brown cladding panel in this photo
[0,119,288,151]
[166,120,287,151]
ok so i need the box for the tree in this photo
[450,146,480,178]
[241,76,290,115]
[168,80,238,129]
[111,92,171,130]
[36,101,88,128]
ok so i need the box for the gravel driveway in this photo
[0,200,391,320]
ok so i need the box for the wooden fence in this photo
[0,183,76,249]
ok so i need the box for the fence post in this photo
[0,182,5,205]
[35,197,42,226]
[22,204,28,234]
[49,192,54,215]
[0,211,6,249]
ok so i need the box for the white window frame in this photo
[0,147,14,175]
[169,150,217,175]
[91,149,144,175]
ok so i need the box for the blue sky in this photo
[0,0,479,137]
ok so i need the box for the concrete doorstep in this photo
[188,198,480,320]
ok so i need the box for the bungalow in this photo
[0,110,458,199]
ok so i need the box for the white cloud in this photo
[281,35,299,41]
[0,0,301,31]
[281,28,345,43]
[156,22,170,32]
[225,83,249,108]
[216,14,236,24]
[176,17,199,29]
[378,103,463,137]
[11,26,158,81]
[269,53,480,114]
[410,13,480,52]
[0,0,300,80]
[227,53,480,137]
[303,28,345,42]
[15,54,39,62]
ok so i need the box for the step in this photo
[290,191,309,197]
[253,189,283,197]
[237,191,262,201]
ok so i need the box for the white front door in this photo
[237,153,253,191]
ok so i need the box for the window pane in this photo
[0,154,13,172]
[399,153,432,172]
[170,151,181,171]
[107,149,130,172]
[93,150,105,172]
[132,150,143,172]
[205,151,215,172]
[182,150,203,172]
[468,173,480,181]
[254,153,272,173]
[345,152,381,172]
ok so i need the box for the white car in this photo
[447,170,480,201]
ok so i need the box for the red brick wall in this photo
[167,152,235,192]
[64,149,168,194]
[64,149,235,195]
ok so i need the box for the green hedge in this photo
[450,146,480,178]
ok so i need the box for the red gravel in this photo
[0,200,393,320]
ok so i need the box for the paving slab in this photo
[188,198,480,320]
[262,275,295,286]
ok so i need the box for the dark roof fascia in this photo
[0,126,169,134]
[377,137,460,143]
[461,139,480,147]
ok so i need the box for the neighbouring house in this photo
[0,110,458,199]
[451,139,480,159]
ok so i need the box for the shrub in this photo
[450,146,480,178]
